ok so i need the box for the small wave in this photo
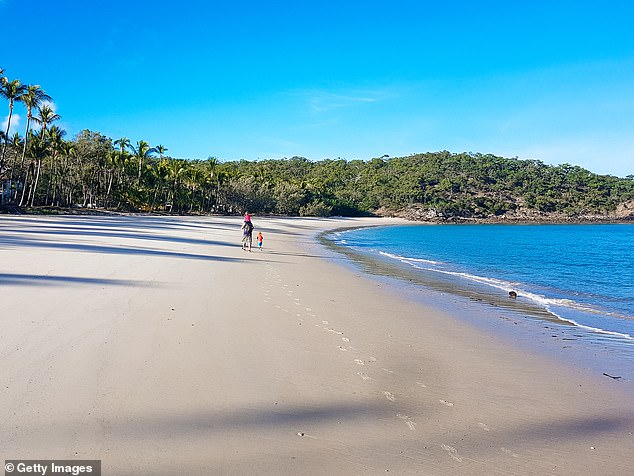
[378,251,634,340]
[378,251,442,266]
[544,310,634,340]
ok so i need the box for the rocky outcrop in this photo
[614,200,634,220]
[379,202,634,224]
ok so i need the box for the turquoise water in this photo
[332,223,634,344]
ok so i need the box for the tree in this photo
[41,125,67,206]
[71,130,112,208]
[0,78,27,169]
[8,132,23,149]
[114,137,131,155]
[205,156,220,211]
[131,140,156,184]
[32,104,60,138]
[20,85,51,168]
[26,126,65,206]
[155,144,168,159]
[165,158,186,212]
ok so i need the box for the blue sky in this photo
[2,0,634,176]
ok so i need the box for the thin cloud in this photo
[290,86,399,115]
[42,100,57,112]
[307,91,379,113]
[2,113,21,135]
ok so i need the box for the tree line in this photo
[2,67,633,219]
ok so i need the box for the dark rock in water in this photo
[508,291,518,299]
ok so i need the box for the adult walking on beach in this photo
[241,213,254,251]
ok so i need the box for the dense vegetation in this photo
[2,68,633,220]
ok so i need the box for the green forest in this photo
[2,68,633,220]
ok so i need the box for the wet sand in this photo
[1,215,633,475]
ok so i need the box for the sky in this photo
[1,0,634,177]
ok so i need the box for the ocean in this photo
[325,223,634,381]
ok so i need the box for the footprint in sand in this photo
[354,359,364,365]
[439,399,454,407]
[478,422,490,432]
[357,372,372,381]
[501,447,519,458]
[383,391,396,402]
[305,307,312,312]
[322,320,329,325]
[337,346,348,352]
[441,444,463,462]
[396,413,416,431]
[341,337,350,343]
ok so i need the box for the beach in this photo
[1,215,633,475]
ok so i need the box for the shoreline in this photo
[1,215,633,474]
[318,224,634,388]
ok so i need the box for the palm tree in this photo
[6,133,24,190]
[155,144,168,159]
[39,125,66,206]
[9,132,23,149]
[186,165,206,212]
[19,130,46,206]
[0,79,27,169]
[132,140,156,185]
[165,158,186,212]
[32,104,61,138]
[205,157,221,211]
[51,140,75,207]
[25,105,61,205]
[114,137,131,155]
[20,85,51,167]
[113,137,132,187]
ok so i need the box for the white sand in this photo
[1,215,633,475]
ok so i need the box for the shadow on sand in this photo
[0,273,156,287]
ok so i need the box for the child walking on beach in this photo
[256,231,263,251]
